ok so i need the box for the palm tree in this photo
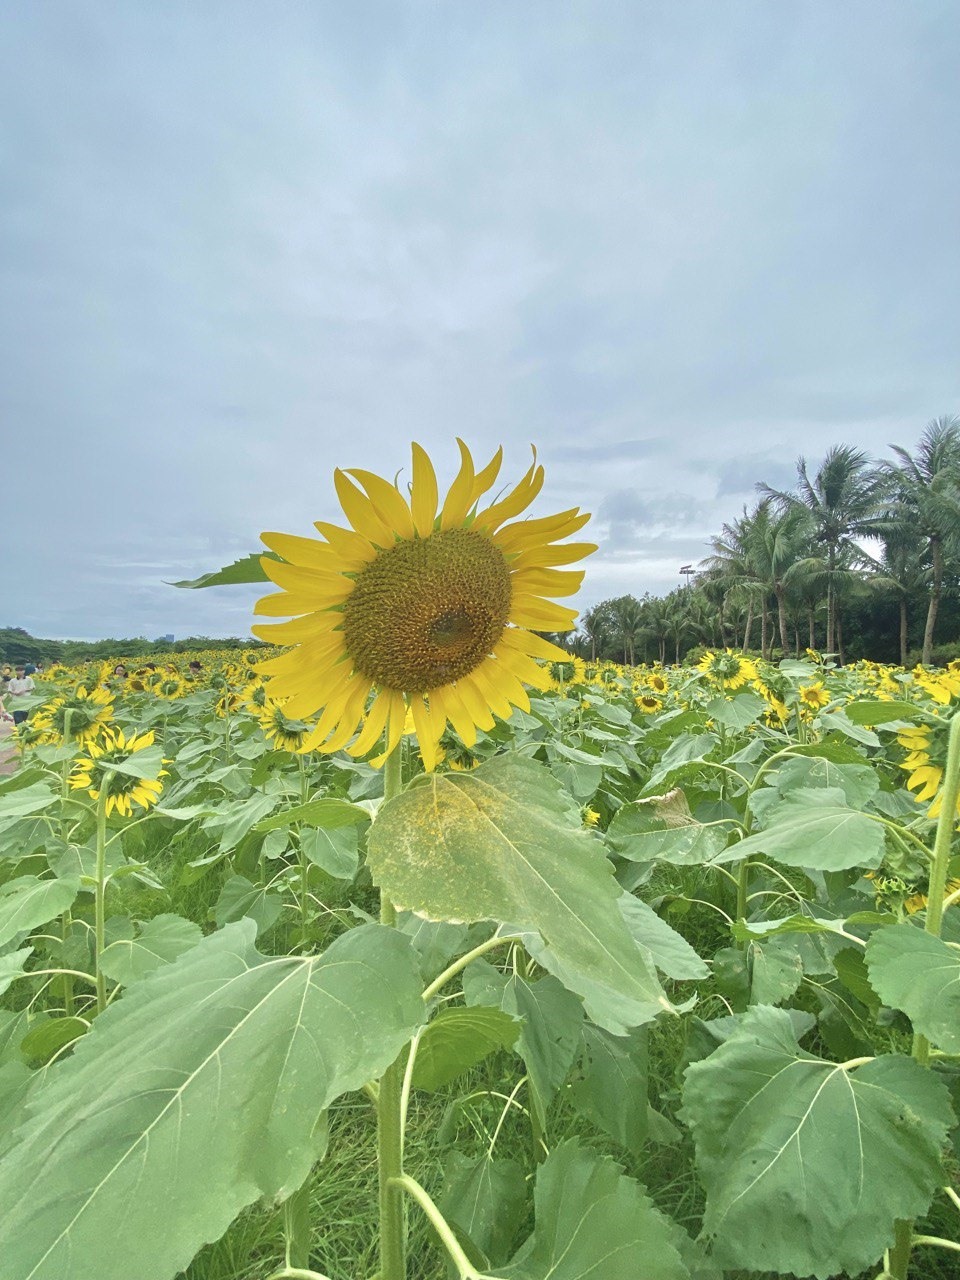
[579,605,608,662]
[883,416,960,664]
[702,501,813,658]
[863,527,927,666]
[763,446,888,656]
[610,595,644,665]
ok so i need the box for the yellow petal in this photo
[498,628,569,662]
[316,682,371,754]
[510,597,578,631]
[470,446,503,506]
[251,614,342,646]
[313,520,379,564]
[453,676,497,734]
[260,532,345,572]
[494,508,591,551]
[474,457,544,533]
[347,469,415,540]
[262,558,353,602]
[346,690,393,758]
[411,443,439,537]
[410,695,441,771]
[510,567,585,597]
[493,641,550,689]
[440,439,476,530]
[334,470,396,547]
[430,685,478,748]
[510,541,598,569]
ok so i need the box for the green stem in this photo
[283,1181,313,1271]
[911,1235,960,1254]
[297,756,310,937]
[389,1175,482,1280]
[913,712,960,1069]
[923,711,960,941]
[60,710,76,1015]
[94,775,113,1015]
[377,743,405,1280]
[887,1220,914,1280]
[421,933,521,1002]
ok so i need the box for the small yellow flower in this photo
[69,728,166,819]
[635,695,662,713]
[583,808,600,827]
[798,682,830,711]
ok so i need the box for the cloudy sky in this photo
[3,1,958,641]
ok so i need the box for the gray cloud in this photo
[1,1,958,639]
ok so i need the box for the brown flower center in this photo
[342,528,512,692]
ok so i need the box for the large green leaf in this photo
[570,1025,648,1154]
[0,877,80,949]
[645,733,719,790]
[169,551,281,588]
[768,756,879,808]
[681,1005,954,1278]
[866,924,960,1052]
[212,875,283,936]
[608,804,729,869]
[704,692,766,732]
[412,1006,519,1092]
[618,894,709,979]
[0,784,58,825]
[99,914,203,986]
[0,948,33,998]
[439,1153,527,1271]
[368,754,673,1033]
[732,788,885,872]
[253,796,371,833]
[844,699,917,725]
[490,1139,690,1279]
[299,825,360,881]
[463,962,584,1123]
[0,921,424,1280]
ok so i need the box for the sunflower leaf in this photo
[368,753,674,1033]
[680,1005,954,1278]
[168,552,282,588]
[0,921,425,1280]
[865,924,960,1053]
[489,1139,690,1279]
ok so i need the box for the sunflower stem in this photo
[897,713,960,1278]
[60,709,76,1016]
[94,772,113,1016]
[377,742,406,1280]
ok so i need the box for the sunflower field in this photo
[1,444,959,1280]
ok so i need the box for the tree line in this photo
[0,628,266,666]
[572,416,960,668]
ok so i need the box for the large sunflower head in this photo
[697,650,758,690]
[68,728,166,818]
[258,697,314,753]
[253,441,595,769]
[32,686,114,746]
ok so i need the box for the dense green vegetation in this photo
[578,419,960,668]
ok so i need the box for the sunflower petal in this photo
[334,470,396,547]
[411,442,439,537]
[440,439,476,530]
[347,469,415,540]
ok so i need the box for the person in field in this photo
[8,664,35,725]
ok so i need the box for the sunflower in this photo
[645,671,669,695]
[69,728,166,818]
[697,650,758,691]
[798,682,831,711]
[259,698,314,752]
[32,686,114,745]
[155,675,186,700]
[897,722,960,820]
[635,694,662,714]
[913,667,960,706]
[547,655,586,688]
[252,441,595,769]
[905,877,960,915]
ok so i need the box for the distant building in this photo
[155,634,175,643]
